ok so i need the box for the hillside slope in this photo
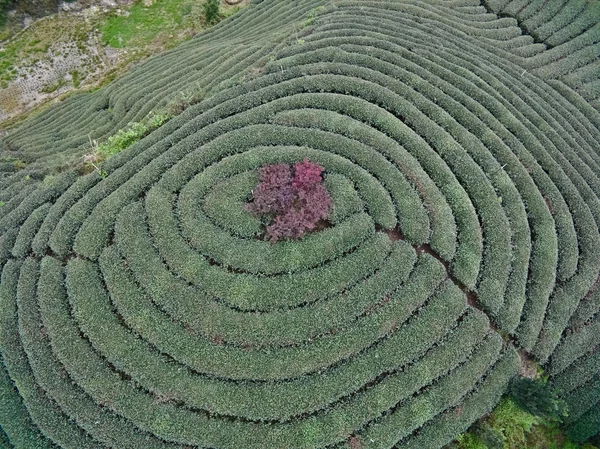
[0,0,599,447]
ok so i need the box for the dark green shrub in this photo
[203,0,221,25]
[510,377,568,421]
[470,422,503,449]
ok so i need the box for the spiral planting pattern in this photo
[1,0,600,447]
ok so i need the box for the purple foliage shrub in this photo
[245,164,294,215]
[246,160,332,242]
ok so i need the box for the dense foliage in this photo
[0,0,599,447]
[246,160,332,241]
[203,0,221,25]
[454,397,592,449]
[509,378,568,421]
[246,163,295,215]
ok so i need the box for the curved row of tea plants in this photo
[485,0,600,107]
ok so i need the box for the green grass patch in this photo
[100,0,198,48]
[95,111,170,160]
[70,70,82,88]
[96,121,149,159]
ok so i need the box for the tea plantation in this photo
[0,0,599,447]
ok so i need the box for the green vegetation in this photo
[0,0,9,26]
[0,0,65,27]
[203,0,221,25]
[99,0,239,49]
[0,0,600,448]
[456,398,599,449]
[510,377,568,421]
[70,70,82,89]
[96,121,148,158]
[10,159,26,170]
[100,0,198,48]
[40,76,67,94]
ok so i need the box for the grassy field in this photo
[100,0,241,49]
[102,0,196,48]
[0,0,599,448]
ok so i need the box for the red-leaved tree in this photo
[246,159,332,242]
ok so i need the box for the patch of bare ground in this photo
[348,435,362,449]
[518,349,539,379]
[0,2,127,123]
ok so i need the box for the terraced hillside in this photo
[0,0,600,447]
